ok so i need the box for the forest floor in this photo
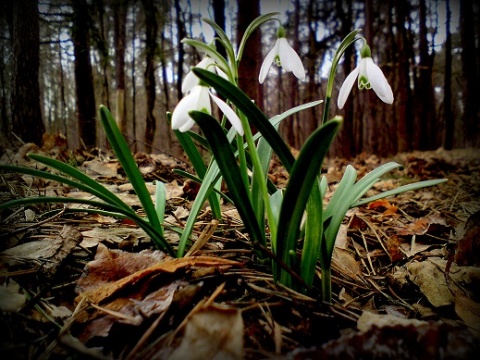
[1,139,480,359]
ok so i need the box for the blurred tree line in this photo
[0,0,478,158]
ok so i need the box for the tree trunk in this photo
[460,0,479,147]
[392,0,412,153]
[113,0,127,133]
[212,0,227,60]
[174,0,186,101]
[331,0,355,158]
[71,0,97,148]
[11,0,44,145]
[237,0,263,107]
[142,0,158,153]
[443,0,453,150]
[414,0,436,150]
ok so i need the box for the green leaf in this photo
[237,12,280,63]
[189,110,265,250]
[201,18,236,70]
[154,180,166,238]
[173,127,222,219]
[99,106,164,235]
[192,68,296,173]
[0,162,133,215]
[353,178,447,207]
[0,196,174,255]
[181,39,232,80]
[300,182,324,289]
[276,117,342,284]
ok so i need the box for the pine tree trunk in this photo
[11,0,44,145]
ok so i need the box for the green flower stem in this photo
[236,132,251,202]
[322,29,361,124]
[321,265,332,304]
[238,111,277,250]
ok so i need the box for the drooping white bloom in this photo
[259,26,305,84]
[182,57,216,94]
[337,43,394,109]
[182,56,229,94]
[172,85,244,135]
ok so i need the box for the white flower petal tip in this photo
[181,58,216,94]
[171,86,210,132]
[337,56,394,109]
[209,92,244,136]
[259,37,305,83]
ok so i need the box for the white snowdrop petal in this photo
[337,67,359,109]
[278,38,305,81]
[210,93,244,136]
[365,58,394,104]
[259,41,279,84]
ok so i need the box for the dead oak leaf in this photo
[168,304,244,360]
[76,244,240,305]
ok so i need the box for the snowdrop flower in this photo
[172,85,244,135]
[259,26,305,84]
[182,57,216,94]
[337,43,394,109]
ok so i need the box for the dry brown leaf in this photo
[455,291,480,337]
[168,304,244,360]
[357,311,428,332]
[407,259,454,307]
[367,199,398,216]
[82,159,118,177]
[332,248,360,281]
[3,225,82,277]
[386,235,405,262]
[76,244,240,305]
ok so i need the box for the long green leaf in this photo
[353,179,447,207]
[173,127,222,219]
[99,106,164,235]
[300,182,324,289]
[192,68,296,173]
[276,118,342,284]
[0,196,174,255]
[0,163,134,214]
[190,110,265,250]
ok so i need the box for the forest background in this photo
[1,0,479,159]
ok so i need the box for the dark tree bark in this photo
[93,0,110,110]
[280,0,301,148]
[443,0,453,150]
[237,0,263,107]
[460,0,479,147]
[11,0,44,145]
[392,0,412,153]
[331,0,355,158]
[212,0,226,60]
[141,0,158,153]
[113,0,127,132]
[174,0,186,101]
[414,0,436,150]
[71,0,97,148]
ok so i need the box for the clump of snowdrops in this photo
[0,13,445,302]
